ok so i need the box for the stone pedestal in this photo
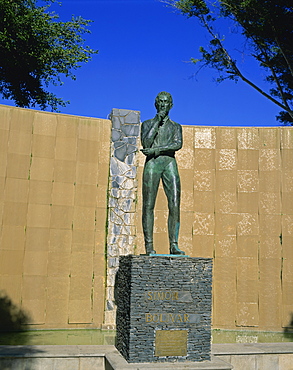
[115,255,212,363]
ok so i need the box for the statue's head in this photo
[155,91,173,114]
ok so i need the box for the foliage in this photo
[0,0,98,111]
[164,0,293,124]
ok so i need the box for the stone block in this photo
[194,149,215,170]
[237,192,259,213]
[215,213,236,236]
[237,170,259,192]
[68,299,92,323]
[236,236,259,258]
[8,130,32,155]
[22,276,47,301]
[50,205,73,229]
[52,182,75,206]
[194,127,216,149]
[76,162,99,185]
[0,106,11,130]
[28,180,52,205]
[236,302,259,327]
[56,115,79,138]
[53,159,76,183]
[0,275,22,304]
[193,191,215,213]
[237,149,259,170]
[69,276,92,299]
[32,134,56,158]
[237,257,258,281]
[21,299,46,324]
[45,299,69,325]
[115,255,212,363]
[2,201,27,227]
[194,170,215,191]
[192,235,214,258]
[214,236,236,258]
[47,251,71,276]
[282,149,293,170]
[216,149,237,170]
[6,153,31,179]
[259,192,281,214]
[74,184,97,207]
[259,127,280,148]
[10,108,34,133]
[216,127,237,149]
[77,139,99,163]
[236,280,258,303]
[23,251,48,276]
[215,191,236,214]
[70,251,93,277]
[237,127,259,150]
[25,227,50,251]
[0,250,24,275]
[27,204,51,228]
[78,118,101,141]
[193,213,215,235]
[47,276,70,300]
[49,229,72,252]
[214,257,236,282]
[215,170,237,193]
[237,213,259,236]
[1,225,26,251]
[33,111,57,136]
[282,214,293,236]
[55,137,77,161]
[213,281,237,327]
[30,157,54,181]
[73,206,95,230]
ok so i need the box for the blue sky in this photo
[1,0,283,126]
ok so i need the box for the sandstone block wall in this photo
[0,105,110,329]
[0,104,292,332]
[135,126,293,331]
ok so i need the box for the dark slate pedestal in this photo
[115,255,213,363]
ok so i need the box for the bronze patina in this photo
[141,92,185,256]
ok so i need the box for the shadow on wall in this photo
[0,291,31,345]
[284,313,293,338]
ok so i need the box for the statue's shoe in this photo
[170,244,185,255]
[145,243,156,255]
[146,250,156,256]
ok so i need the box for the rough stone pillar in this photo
[103,109,140,327]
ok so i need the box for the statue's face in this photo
[155,94,172,114]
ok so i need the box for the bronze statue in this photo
[141,92,185,256]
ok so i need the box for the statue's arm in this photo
[141,117,160,148]
[154,124,183,155]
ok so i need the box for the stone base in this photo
[115,255,213,363]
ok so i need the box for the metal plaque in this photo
[155,330,187,357]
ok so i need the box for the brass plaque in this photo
[155,330,187,357]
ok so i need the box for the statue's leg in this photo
[162,159,185,255]
[142,159,161,254]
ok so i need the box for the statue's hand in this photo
[156,111,167,124]
[141,148,156,156]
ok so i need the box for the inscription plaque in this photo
[155,330,188,357]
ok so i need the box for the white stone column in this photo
[103,109,140,328]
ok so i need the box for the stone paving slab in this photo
[0,345,112,357]
[1,344,293,369]
[213,343,293,355]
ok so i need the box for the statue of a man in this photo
[141,92,185,256]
